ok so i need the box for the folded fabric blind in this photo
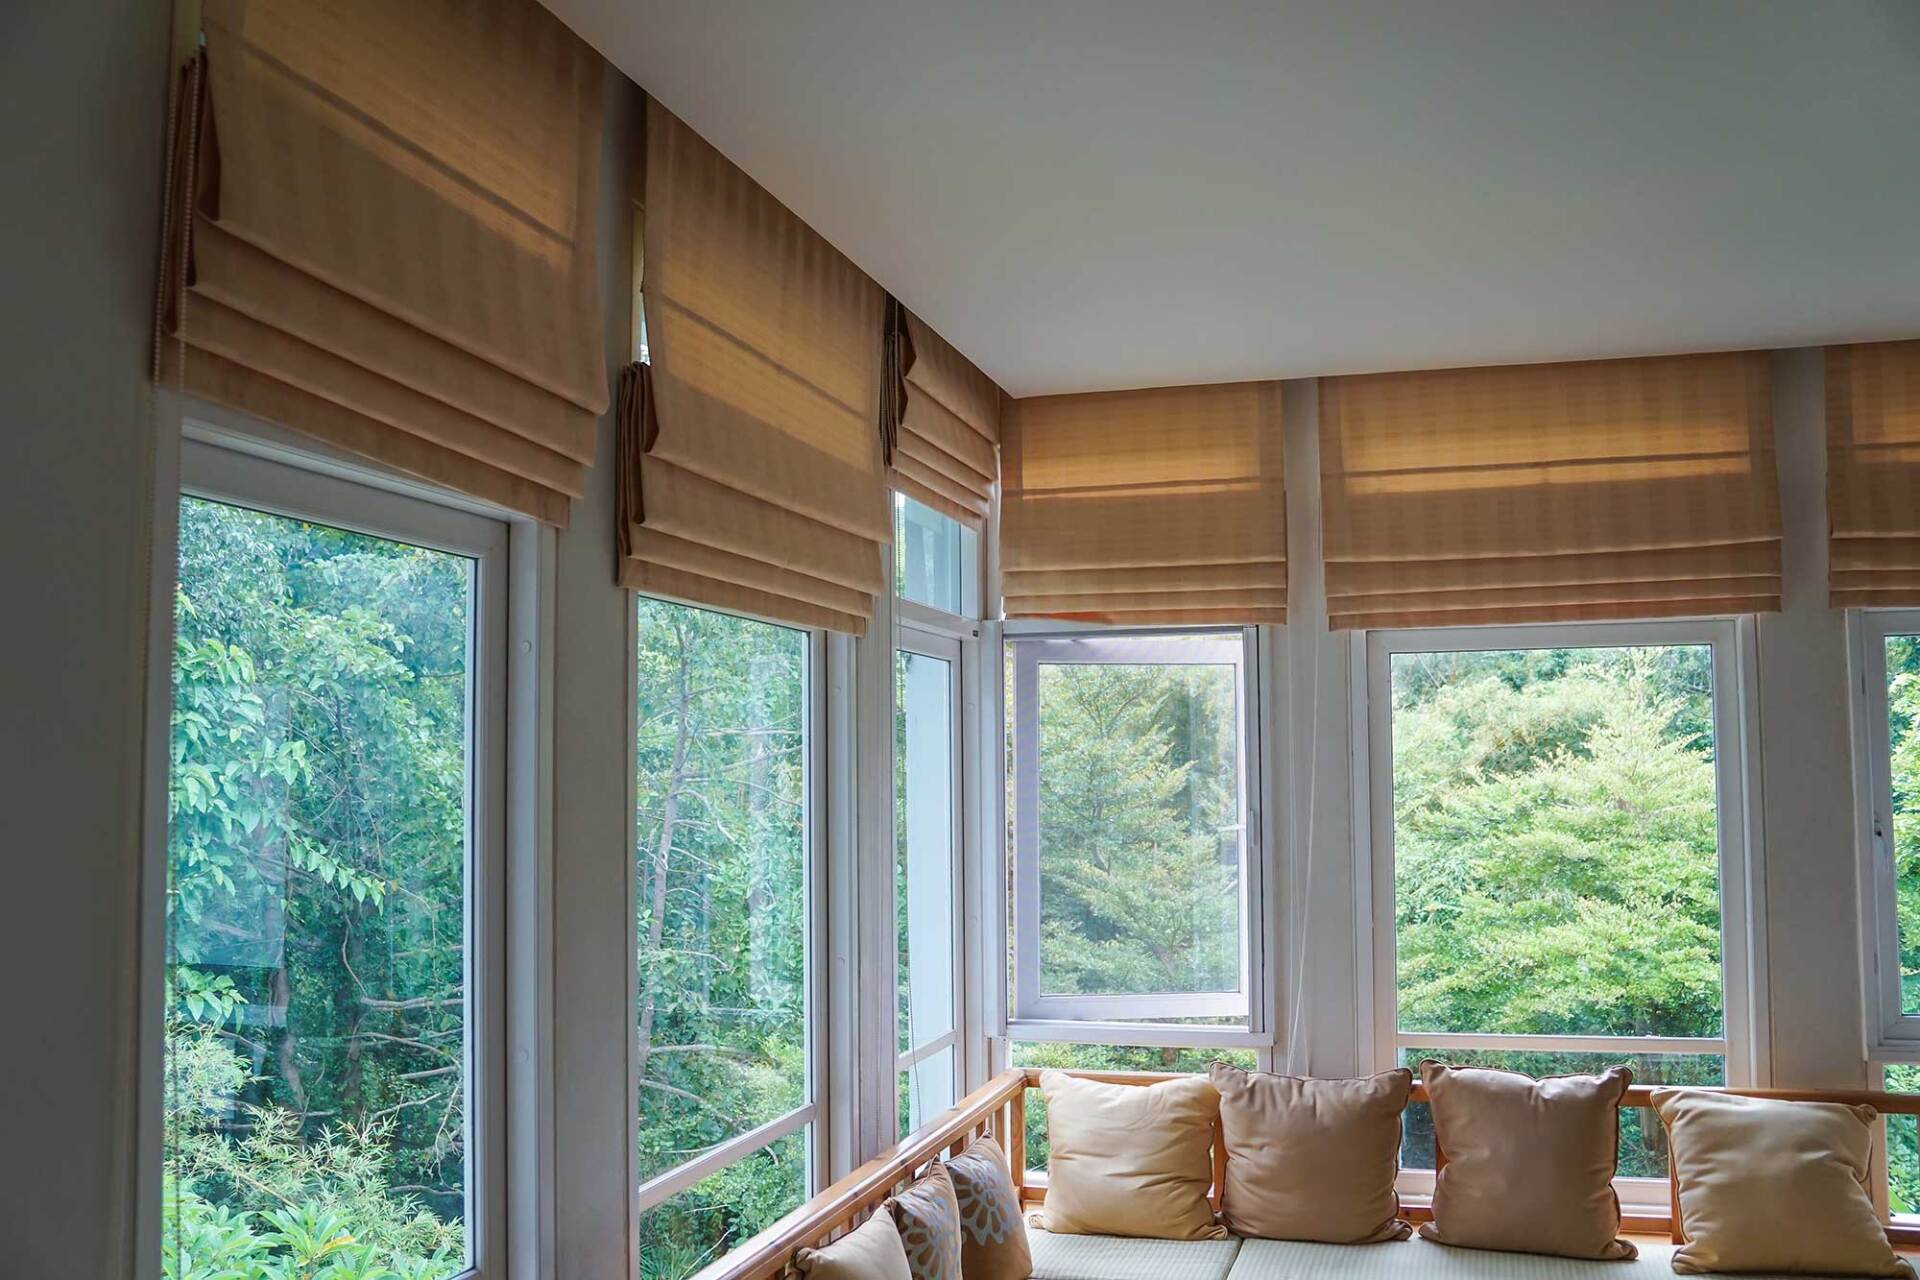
[1319,352,1781,629]
[1828,340,1920,608]
[892,309,1002,527]
[618,99,888,636]
[157,0,607,525]
[1001,382,1287,625]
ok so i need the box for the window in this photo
[1365,621,1756,1187]
[897,633,964,1138]
[894,493,977,616]
[1008,630,1259,1029]
[163,443,506,1280]
[634,598,819,1280]
[1854,611,1920,1051]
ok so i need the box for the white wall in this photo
[0,2,173,1275]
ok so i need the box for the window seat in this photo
[1029,1230,1882,1280]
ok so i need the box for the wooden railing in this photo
[690,1068,1920,1278]
[687,1070,1030,1280]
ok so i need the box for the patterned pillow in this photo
[886,1162,964,1280]
[945,1136,1032,1280]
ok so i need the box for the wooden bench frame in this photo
[689,1068,1920,1279]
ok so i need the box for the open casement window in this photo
[897,628,966,1138]
[1008,630,1260,1031]
[163,438,508,1280]
[633,598,826,1270]
[1853,610,1920,1053]
[1363,619,1759,1206]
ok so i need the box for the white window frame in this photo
[1851,608,1920,1057]
[1358,617,1766,1211]
[628,605,831,1215]
[148,418,522,1280]
[895,625,968,1135]
[1006,625,1269,1047]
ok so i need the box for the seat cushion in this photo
[1026,1226,1242,1280]
[1225,1236,1877,1280]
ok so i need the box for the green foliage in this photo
[165,497,470,1279]
[1033,663,1241,998]
[1391,648,1724,1039]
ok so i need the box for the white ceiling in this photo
[547,0,1920,397]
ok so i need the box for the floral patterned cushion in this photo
[946,1136,1033,1280]
[887,1162,965,1280]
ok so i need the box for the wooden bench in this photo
[689,1067,1920,1279]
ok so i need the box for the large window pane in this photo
[164,496,473,1280]
[897,644,960,1139]
[1886,1065,1920,1216]
[1018,633,1247,1011]
[1884,635,1920,1014]
[634,600,812,1275]
[897,650,958,1055]
[1390,645,1724,1039]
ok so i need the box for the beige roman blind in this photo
[1000,382,1287,625]
[1828,340,1920,608]
[892,309,1002,527]
[618,99,888,635]
[1319,352,1781,629]
[158,0,607,525]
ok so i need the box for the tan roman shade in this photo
[158,0,607,526]
[1319,352,1781,629]
[618,100,888,635]
[1828,340,1920,608]
[892,309,1002,528]
[1001,382,1287,625]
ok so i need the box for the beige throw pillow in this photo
[1210,1061,1414,1244]
[795,1208,914,1280]
[1036,1070,1226,1240]
[1419,1061,1636,1261]
[1654,1089,1914,1277]
[945,1136,1033,1280]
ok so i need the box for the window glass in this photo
[635,599,812,1273]
[898,1047,958,1141]
[638,1131,807,1280]
[895,493,966,614]
[165,496,473,1280]
[1011,632,1248,1021]
[1884,634,1920,1014]
[1008,1042,1256,1172]
[1886,1065,1920,1216]
[897,646,960,1137]
[1390,645,1723,1039]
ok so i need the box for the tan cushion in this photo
[1418,1061,1636,1261]
[1035,1070,1227,1240]
[1209,1061,1414,1244]
[887,1163,965,1280]
[796,1208,914,1280]
[1654,1089,1915,1277]
[947,1135,1033,1280]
